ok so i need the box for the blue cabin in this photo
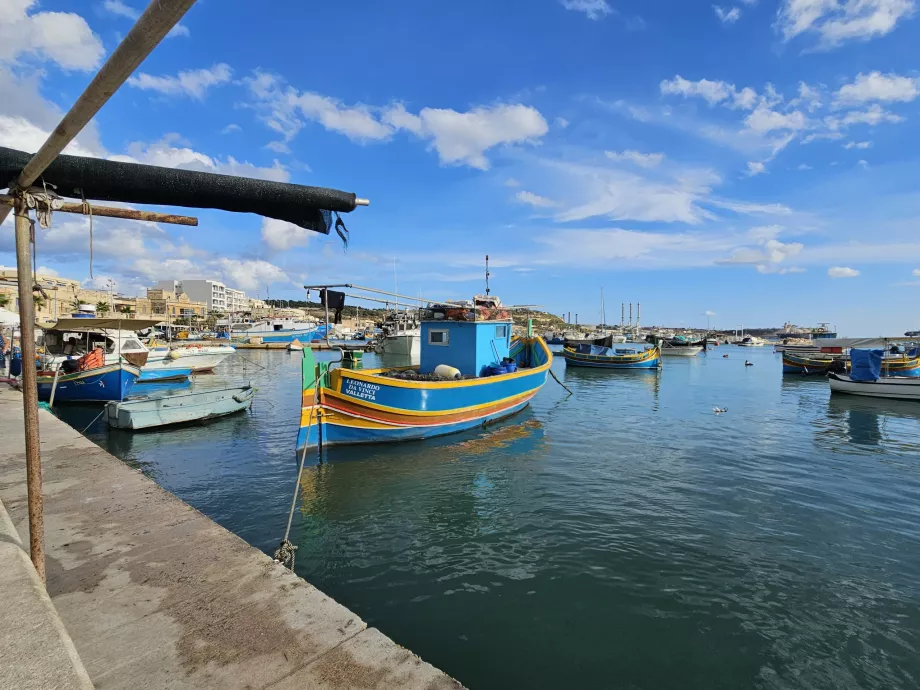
[420,318,512,377]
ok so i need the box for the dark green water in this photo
[57,346,920,689]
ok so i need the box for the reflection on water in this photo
[50,346,920,690]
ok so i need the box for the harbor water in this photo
[55,346,920,689]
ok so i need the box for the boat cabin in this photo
[420,301,513,377]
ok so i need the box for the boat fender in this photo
[167,350,182,360]
[434,364,462,380]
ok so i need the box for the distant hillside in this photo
[267,300,567,330]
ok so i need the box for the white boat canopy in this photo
[0,308,20,326]
[41,317,165,332]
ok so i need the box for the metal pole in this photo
[14,201,45,582]
[324,294,330,346]
[0,0,198,226]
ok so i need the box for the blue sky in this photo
[2,0,920,334]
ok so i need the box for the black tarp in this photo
[0,146,357,234]
[320,289,346,324]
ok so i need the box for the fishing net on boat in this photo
[0,146,357,234]
[380,370,477,381]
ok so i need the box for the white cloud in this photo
[221,123,242,135]
[713,6,742,23]
[843,140,872,149]
[837,104,905,126]
[101,0,188,37]
[705,310,717,316]
[261,218,314,252]
[0,0,105,71]
[247,73,548,170]
[505,178,521,188]
[719,237,804,266]
[747,225,783,241]
[746,161,767,176]
[828,266,860,277]
[835,71,920,105]
[857,158,869,168]
[113,134,290,182]
[515,190,557,208]
[913,269,920,276]
[744,104,807,133]
[561,0,614,20]
[798,163,813,169]
[555,117,570,129]
[706,199,793,215]
[128,64,232,99]
[796,82,823,111]
[660,75,757,109]
[392,103,549,170]
[605,150,665,167]
[777,0,916,48]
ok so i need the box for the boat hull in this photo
[784,353,920,376]
[298,336,552,450]
[375,333,420,356]
[562,346,661,369]
[106,385,254,429]
[37,363,140,402]
[660,346,703,357]
[237,328,324,344]
[828,373,920,400]
[146,347,234,373]
[137,367,193,383]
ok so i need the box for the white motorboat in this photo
[659,344,704,357]
[106,384,254,429]
[375,330,420,356]
[737,336,767,347]
[828,373,920,401]
[146,342,236,373]
[231,318,326,344]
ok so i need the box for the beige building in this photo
[0,269,203,324]
[146,289,206,319]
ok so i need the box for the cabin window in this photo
[123,339,142,350]
[274,324,283,331]
[428,329,449,346]
[495,325,508,339]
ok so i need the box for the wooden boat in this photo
[562,344,661,369]
[784,351,920,376]
[828,373,920,401]
[105,384,254,429]
[137,367,193,383]
[296,305,552,450]
[37,357,141,403]
[659,343,703,357]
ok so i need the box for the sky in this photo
[1,0,920,334]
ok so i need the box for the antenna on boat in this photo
[485,255,491,296]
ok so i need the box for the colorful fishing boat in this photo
[783,347,920,376]
[562,344,661,369]
[37,359,140,402]
[296,304,552,451]
[828,348,920,400]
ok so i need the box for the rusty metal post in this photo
[14,199,45,582]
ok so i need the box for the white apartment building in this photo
[154,279,249,313]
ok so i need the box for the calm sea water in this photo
[56,345,920,690]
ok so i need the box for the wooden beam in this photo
[0,195,197,226]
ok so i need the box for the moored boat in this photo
[828,373,920,400]
[562,344,661,369]
[105,384,254,429]
[297,300,552,451]
[37,358,141,403]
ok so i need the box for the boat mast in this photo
[601,287,606,330]
[485,255,491,296]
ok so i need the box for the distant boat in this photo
[737,336,767,347]
[562,344,661,369]
[106,384,254,429]
[233,318,327,344]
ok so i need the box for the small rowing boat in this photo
[105,384,254,430]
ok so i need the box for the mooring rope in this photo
[274,375,321,570]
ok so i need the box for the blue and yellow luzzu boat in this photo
[562,344,661,369]
[783,351,920,376]
[36,361,141,402]
[296,310,552,451]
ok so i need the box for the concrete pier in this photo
[0,386,460,689]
